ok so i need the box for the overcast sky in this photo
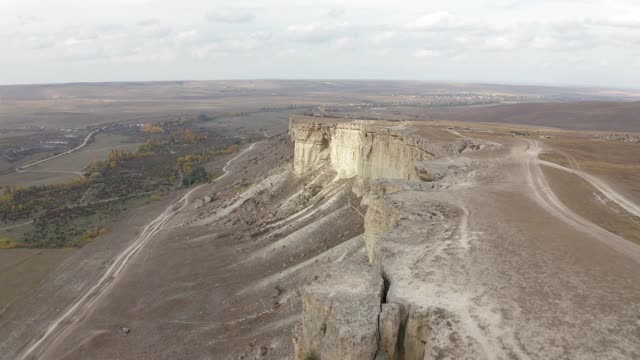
[2,0,640,87]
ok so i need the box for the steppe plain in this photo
[0,80,638,359]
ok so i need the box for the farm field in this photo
[0,133,140,188]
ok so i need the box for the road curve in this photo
[524,141,640,263]
[17,129,100,172]
[221,141,258,177]
[538,159,640,218]
[17,142,259,360]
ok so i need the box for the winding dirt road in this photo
[17,142,258,360]
[523,140,640,263]
[538,158,640,218]
[17,129,100,172]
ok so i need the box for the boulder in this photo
[296,261,384,360]
[194,199,204,209]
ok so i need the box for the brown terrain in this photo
[423,101,640,132]
[0,81,639,360]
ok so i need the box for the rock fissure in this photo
[291,116,488,360]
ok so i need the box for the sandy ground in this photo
[0,191,185,359]
[0,249,72,315]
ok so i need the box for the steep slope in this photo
[292,118,640,360]
[10,118,640,360]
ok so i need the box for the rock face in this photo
[295,261,384,360]
[289,116,466,188]
[193,198,204,209]
[291,117,640,360]
[291,118,485,360]
[377,303,405,360]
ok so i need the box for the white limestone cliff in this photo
[290,117,485,360]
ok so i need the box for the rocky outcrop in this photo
[377,303,405,360]
[363,182,487,360]
[291,122,333,176]
[294,261,384,360]
[291,117,486,360]
[289,117,468,190]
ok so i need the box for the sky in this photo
[1,0,640,87]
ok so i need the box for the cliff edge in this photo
[290,116,640,360]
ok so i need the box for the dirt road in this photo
[17,129,100,172]
[524,140,640,263]
[538,158,640,218]
[17,142,258,360]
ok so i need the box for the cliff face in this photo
[289,118,467,185]
[293,262,384,360]
[290,117,485,360]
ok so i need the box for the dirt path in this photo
[18,184,205,360]
[220,142,258,177]
[523,141,640,263]
[17,129,100,172]
[538,158,640,218]
[17,142,259,360]
[0,220,33,231]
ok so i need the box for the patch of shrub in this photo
[67,226,106,248]
[0,237,20,249]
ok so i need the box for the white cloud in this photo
[287,23,358,43]
[590,16,640,29]
[1,0,640,87]
[327,7,345,18]
[175,30,199,43]
[331,37,354,50]
[410,11,470,30]
[206,10,255,24]
[371,31,397,45]
[415,49,442,58]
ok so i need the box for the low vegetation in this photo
[1,122,249,248]
[304,351,319,360]
[0,237,20,249]
[67,226,106,248]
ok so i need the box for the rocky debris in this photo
[594,133,640,143]
[119,327,130,337]
[257,345,269,357]
[454,138,473,153]
[415,157,471,183]
[364,181,452,264]
[194,198,204,209]
[295,261,384,360]
[204,195,212,203]
[420,308,484,360]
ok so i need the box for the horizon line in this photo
[2,78,640,92]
